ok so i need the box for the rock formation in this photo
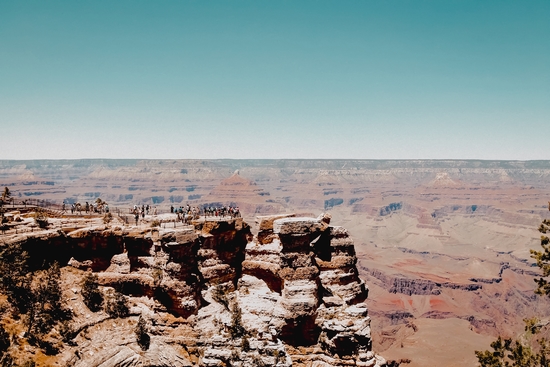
[236,213,380,366]
[0,213,385,367]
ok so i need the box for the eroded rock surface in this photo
[1,214,385,367]
[234,213,381,366]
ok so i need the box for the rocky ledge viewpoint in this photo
[1,213,386,367]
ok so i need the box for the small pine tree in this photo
[134,315,150,350]
[58,319,76,343]
[27,262,67,337]
[531,218,550,297]
[81,272,103,312]
[1,187,11,204]
[229,301,245,339]
[241,334,250,352]
[0,242,32,314]
[105,290,129,318]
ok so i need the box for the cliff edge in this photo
[0,213,386,367]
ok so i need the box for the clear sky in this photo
[1,1,549,160]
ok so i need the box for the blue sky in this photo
[1,1,548,160]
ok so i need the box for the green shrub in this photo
[229,301,245,339]
[58,320,76,343]
[105,291,129,318]
[241,334,250,352]
[134,315,150,350]
[27,262,69,338]
[81,272,103,312]
[0,242,32,314]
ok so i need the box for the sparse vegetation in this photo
[151,219,161,228]
[475,206,550,366]
[211,284,230,310]
[32,208,49,229]
[58,319,77,343]
[241,334,250,351]
[229,301,245,339]
[0,218,8,235]
[0,246,71,355]
[525,317,543,335]
[0,242,32,314]
[531,218,550,297]
[1,187,11,206]
[81,272,103,312]
[26,262,70,339]
[105,290,129,318]
[134,315,150,350]
[475,335,549,367]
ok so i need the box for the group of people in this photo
[170,204,241,220]
[203,205,240,218]
[171,205,201,224]
[61,198,243,226]
[132,204,157,221]
[126,203,242,226]
[63,201,109,214]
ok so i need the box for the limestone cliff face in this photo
[3,214,385,367]
[234,213,381,366]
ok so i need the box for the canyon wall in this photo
[1,214,385,367]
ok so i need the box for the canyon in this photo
[2,159,550,366]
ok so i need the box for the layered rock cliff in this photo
[1,213,385,367]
